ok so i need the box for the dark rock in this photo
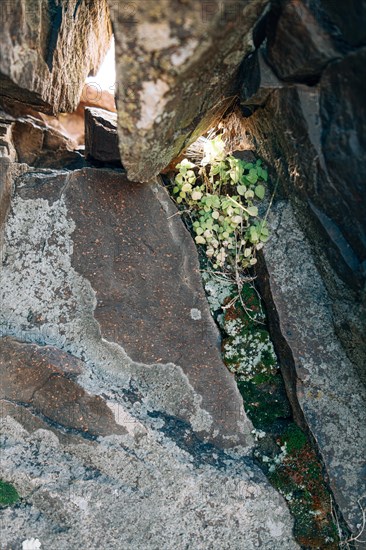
[84,107,120,164]
[319,0,366,48]
[0,337,126,438]
[319,48,366,265]
[257,200,366,536]
[266,0,339,82]
[108,0,269,180]
[0,0,112,114]
[242,81,365,290]
[240,46,283,108]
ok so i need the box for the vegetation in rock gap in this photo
[0,479,20,507]
[222,287,340,549]
[170,135,343,549]
[172,135,269,272]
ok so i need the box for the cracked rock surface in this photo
[259,201,366,535]
[0,165,298,549]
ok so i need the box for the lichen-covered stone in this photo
[258,200,366,537]
[0,0,112,114]
[108,0,269,180]
[0,165,299,549]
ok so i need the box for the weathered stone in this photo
[0,166,299,549]
[0,0,112,114]
[266,0,339,82]
[0,337,125,438]
[0,414,299,549]
[0,121,16,161]
[108,0,269,180]
[242,81,366,291]
[85,107,119,164]
[257,200,366,536]
[319,48,366,267]
[319,0,366,48]
[0,166,252,450]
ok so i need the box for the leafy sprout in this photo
[172,135,270,271]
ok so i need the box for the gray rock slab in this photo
[0,166,252,449]
[0,165,299,549]
[0,414,298,550]
[259,200,366,536]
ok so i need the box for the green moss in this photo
[237,375,291,429]
[0,480,20,507]
[282,425,307,453]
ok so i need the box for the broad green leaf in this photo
[255,184,265,199]
[246,206,258,217]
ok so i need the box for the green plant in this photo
[0,479,20,507]
[172,135,269,271]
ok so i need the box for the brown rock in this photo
[11,167,252,449]
[85,107,119,163]
[1,112,83,168]
[0,337,126,438]
[108,0,269,180]
[0,0,112,114]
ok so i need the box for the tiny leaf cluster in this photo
[172,136,269,270]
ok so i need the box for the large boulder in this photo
[0,0,112,114]
[258,201,366,536]
[0,166,253,449]
[108,0,269,181]
[0,165,299,549]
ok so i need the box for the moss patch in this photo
[0,479,20,507]
[220,284,339,549]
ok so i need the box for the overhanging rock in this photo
[108,0,269,181]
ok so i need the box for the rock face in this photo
[0,166,252,449]
[234,0,366,539]
[240,1,366,293]
[0,110,83,168]
[85,107,119,163]
[108,0,269,181]
[0,165,299,549]
[0,337,126,439]
[0,0,112,114]
[258,201,366,536]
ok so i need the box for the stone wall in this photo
[239,0,366,294]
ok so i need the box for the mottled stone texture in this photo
[108,0,269,180]
[0,0,112,114]
[0,166,299,549]
[0,167,253,450]
[257,202,366,536]
[234,0,366,539]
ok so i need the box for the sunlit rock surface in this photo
[0,0,112,114]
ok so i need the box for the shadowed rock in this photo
[85,107,119,164]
